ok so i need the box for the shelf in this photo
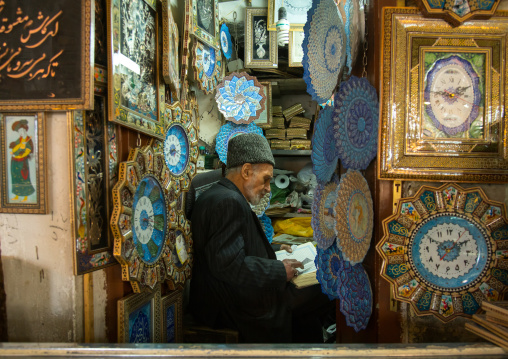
[271,150,312,156]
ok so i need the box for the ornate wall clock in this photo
[164,102,199,193]
[111,140,179,293]
[377,182,508,322]
[163,211,193,290]
[419,0,502,27]
[378,9,508,182]
[192,40,223,95]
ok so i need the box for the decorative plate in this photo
[311,174,339,250]
[259,213,274,244]
[192,40,223,95]
[220,23,233,60]
[215,122,263,165]
[333,75,378,170]
[163,211,193,290]
[315,244,372,331]
[335,169,373,265]
[215,72,266,124]
[252,192,272,217]
[302,0,346,105]
[311,105,339,184]
[111,141,176,293]
[343,0,361,75]
[164,102,199,192]
[377,182,508,323]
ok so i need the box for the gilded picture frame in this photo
[107,0,165,139]
[378,8,508,183]
[245,8,278,69]
[162,0,180,100]
[0,112,47,214]
[289,31,304,67]
[69,70,119,274]
[267,0,311,31]
[254,82,273,129]
[118,284,162,343]
[191,0,220,50]
[419,0,502,27]
[161,290,183,343]
[0,0,94,111]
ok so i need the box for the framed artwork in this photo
[378,8,508,182]
[245,8,278,69]
[162,0,180,101]
[254,82,273,129]
[0,113,47,214]
[419,0,502,27]
[267,0,312,31]
[70,91,119,274]
[107,0,165,139]
[161,290,183,343]
[0,0,94,111]
[191,0,220,50]
[377,182,508,322]
[289,31,304,67]
[118,284,162,343]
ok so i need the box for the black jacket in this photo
[189,178,291,343]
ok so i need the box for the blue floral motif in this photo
[333,76,378,170]
[312,105,339,184]
[220,23,233,60]
[302,0,346,104]
[129,302,151,343]
[215,72,266,124]
[215,122,263,165]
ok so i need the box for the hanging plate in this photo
[111,140,176,293]
[164,102,199,192]
[311,105,339,184]
[377,182,508,323]
[315,241,342,300]
[259,213,274,244]
[335,169,373,265]
[192,40,223,95]
[220,23,233,60]
[343,0,361,75]
[333,75,378,170]
[312,174,339,250]
[302,0,346,105]
[215,72,266,124]
[215,122,263,165]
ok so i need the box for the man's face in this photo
[244,163,273,205]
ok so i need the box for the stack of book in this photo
[282,104,305,121]
[272,106,283,118]
[266,103,312,150]
[465,300,508,350]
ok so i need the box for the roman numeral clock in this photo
[377,183,508,322]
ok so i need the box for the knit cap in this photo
[226,133,275,169]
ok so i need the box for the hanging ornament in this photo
[302,0,346,105]
[333,75,378,170]
[220,23,233,60]
[215,72,266,124]
[311,105,339,184]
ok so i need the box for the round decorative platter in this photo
[311,105,339,184]
[312,174,339,250]
[215,122,263,165]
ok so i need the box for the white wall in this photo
[0,112,84,342]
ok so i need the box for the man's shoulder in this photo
[195,178,244,206]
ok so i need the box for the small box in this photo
[290,140,312,150]
[265,128,286,140]
[270,139,291,150]
[286,128,308,139]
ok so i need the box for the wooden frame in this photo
[288,31,304,67]
[245,8,278,69]
[191,0,220,50]
[118,284,162,343]
[0,0,94,110]
[254,82,273,129]
[0,112,47,214]
[69,79,119,274]
[267,0,311,31]
[378,8,508,182]
[161,290,183,343]
[419,0,502,27]
[162,0,180,100]
[107,0,165,139]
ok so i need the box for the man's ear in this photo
[240,163,252,180]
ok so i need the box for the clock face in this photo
[132,176,167,265]
[164,123,190,176]
[424,55,481,136]
[410,213,490,291]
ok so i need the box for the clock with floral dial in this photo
[377,182,508,322]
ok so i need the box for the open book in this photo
[276,242,319,288]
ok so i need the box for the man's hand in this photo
[282,259,303,281]
[280,244,293,253]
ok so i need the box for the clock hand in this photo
[443,89,479,109]
[454,85,471,96]
[440,229,467,261]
